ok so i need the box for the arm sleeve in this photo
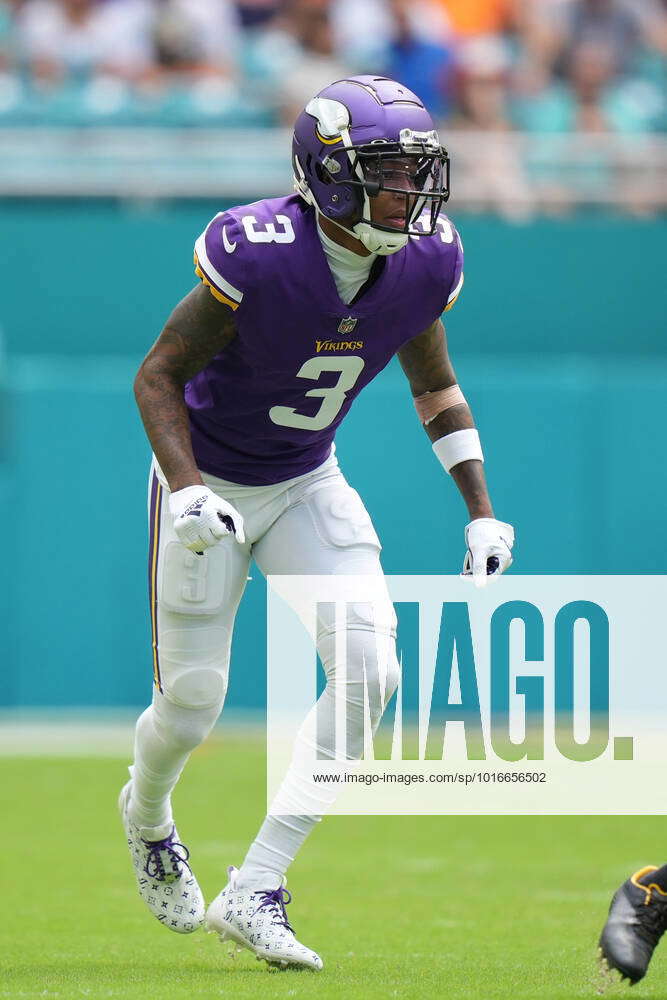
[193,211,249,313]
[443,224,464,313]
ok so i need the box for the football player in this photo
[599,866,667,983]
[119,75,515,971]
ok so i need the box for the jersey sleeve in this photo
[443,222,464,313]
[193,211,250,313]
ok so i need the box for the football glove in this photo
[169,485,245,553]
[462,517,514,588]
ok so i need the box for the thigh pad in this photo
[303,483,381,551]
[159,542,235,616]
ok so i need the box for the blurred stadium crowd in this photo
[0,0,666,131]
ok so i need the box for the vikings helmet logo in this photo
[337,316,358,334]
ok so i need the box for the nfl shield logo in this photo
[337,316,358,335]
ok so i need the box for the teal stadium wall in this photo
[1,202,665,709]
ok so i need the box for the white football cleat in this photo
[118,780,205,933]
[205,865,323,971]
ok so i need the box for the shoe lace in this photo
[254,886,294,932]
[636,892,667,948]
[143,832,191,880]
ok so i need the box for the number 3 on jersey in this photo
[269,357,365,431]
[242,215,295,244]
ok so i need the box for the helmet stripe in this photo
[316,130,343,145]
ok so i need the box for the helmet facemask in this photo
[320,129,450,253]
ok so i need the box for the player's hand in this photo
[169,485,245,553]
[461,517,514,588]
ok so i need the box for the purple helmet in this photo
[293,75,450,254]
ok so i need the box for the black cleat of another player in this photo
[599,866,667,984]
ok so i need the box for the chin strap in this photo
[298,155,409,256]
[316,206,408,256]
[353,221,409,256]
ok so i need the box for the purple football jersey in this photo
[189,194,463,485]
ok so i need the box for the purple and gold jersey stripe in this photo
[193,227,244,307]
[194,254,239,311]
[444,273,464,312]
[148,471,163,692]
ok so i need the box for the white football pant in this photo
[131,448,400,888]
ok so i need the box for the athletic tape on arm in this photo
[414,384,467,426]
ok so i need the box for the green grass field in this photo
[2,733,667,1000]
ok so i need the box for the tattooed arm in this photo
[134,284,237,492]
[397,318,494,520]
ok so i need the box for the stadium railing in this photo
[0,128,665,211]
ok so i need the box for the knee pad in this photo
[318,621,400,722]
[151,686,222,753]
[348,600,400,710]
[352,625,400,720]
[158,625,229,710]
[314,625,401,761]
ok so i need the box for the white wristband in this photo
[432,428,484,474]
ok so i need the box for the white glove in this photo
[169,485,245,553]
[462,517,514,588]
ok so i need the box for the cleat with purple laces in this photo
[118,779,205,933]
[205,866,323,971]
